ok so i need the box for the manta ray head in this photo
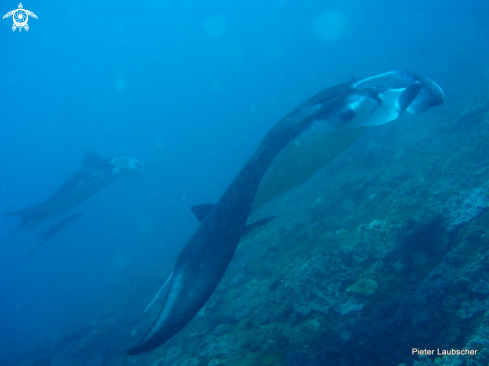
[110,157,143,178]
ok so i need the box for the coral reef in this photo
[442,181,489,231]
[337,219,399,262]
[282,254,354,316]
[346,278,378,296]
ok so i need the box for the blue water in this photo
[0,0,488,363]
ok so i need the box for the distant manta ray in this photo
[27,213,84,256]
[0,151,143,244]
[127,70,444,355]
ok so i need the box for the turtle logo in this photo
[3,3,37,32]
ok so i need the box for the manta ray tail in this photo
[1,208,37,244]
[27,238,45,257]
[3,207,33,217]
[3,206,38,230]
[0,224,22,245]
[27,247,37,257]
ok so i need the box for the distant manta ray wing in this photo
[46,170,111,201]
[47,151,110,201]
[3,206,40,231]
[3,197,83,231]
[40,213,84,242]
[28,213,83,255]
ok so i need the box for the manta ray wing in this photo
[28,213,83,256]
[251,125,368,212]
[46,151,111,201]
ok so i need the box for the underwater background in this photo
[1,0,489,365]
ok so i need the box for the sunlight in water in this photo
[314,10,347,41]
[112,252,130,269]
[204,14,228,38]
[116,78,126,91]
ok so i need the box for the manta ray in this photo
[127,70,444,355]
[1,151,143,244]
[27,213,84,256]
